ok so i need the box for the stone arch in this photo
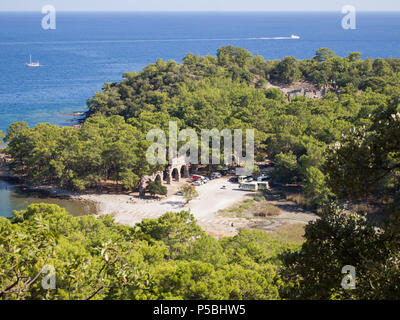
[163,170,169,182]
[172,167,180,182]
[180,165,185,178]
[162,156,192,185]
[181,165,189,178]
[138,170,164,197]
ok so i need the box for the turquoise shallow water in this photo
[1,12,400,216]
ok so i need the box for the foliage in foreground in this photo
[280,205,400,300]
[2,201,400,300]
[0,204,294,300]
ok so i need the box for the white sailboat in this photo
[26,54,40,67]
[290,35,300,39]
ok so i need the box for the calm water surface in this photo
[0,179,98,217]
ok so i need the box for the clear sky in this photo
[0,0,398,12]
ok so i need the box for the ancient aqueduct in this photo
[138,153,243,196]
[138,156,191,196]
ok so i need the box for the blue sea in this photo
[1,11,400,217]
[1,12,400,134]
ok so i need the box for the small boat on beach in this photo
[26,54,40,67]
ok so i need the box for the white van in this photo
[239,182,258,192]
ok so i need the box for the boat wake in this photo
[5,36,300,46]
[252,35,300,40]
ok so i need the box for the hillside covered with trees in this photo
[2,46,400,209]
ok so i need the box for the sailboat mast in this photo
[26,53,40,67]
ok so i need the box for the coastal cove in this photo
[0,178,98,218]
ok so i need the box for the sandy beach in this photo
[74,177,318,238]
[75,177,257,237]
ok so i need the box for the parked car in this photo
[211,172,222,179]
[220,167,229,176]
[192,181,202,186]
[201,177,209,183]
[175,191,183,196]
[257,174,270,182]
[191,174,204,182]
[229,177,238,183]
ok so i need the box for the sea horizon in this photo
[1,11,400,134]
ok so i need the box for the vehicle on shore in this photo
[239,181,270,191]
[257,182,270,190]
[210,172,222,179]
[257,174,270,182]
[191,174,204,182]
[229,176,238,183]
[239,182,258,191]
